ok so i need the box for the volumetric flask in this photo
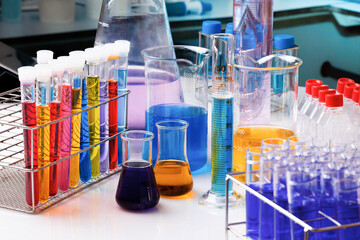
[233,54,301,176]
[115,131,160,211]
[154,120,193,196]
[95,0,173,129]
[142,45,211,172]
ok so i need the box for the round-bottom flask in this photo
[154,120,193,196]
[115,131,159,210]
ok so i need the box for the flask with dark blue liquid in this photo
[116,131,160,210]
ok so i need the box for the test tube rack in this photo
[0,87,130,213]
[225,171,360,240]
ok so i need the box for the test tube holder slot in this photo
[225,171,360,240]
[0,87,130,213]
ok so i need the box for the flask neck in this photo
[157,127,188,162]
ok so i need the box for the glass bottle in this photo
[154,120,193,196]
[116,131,159,210]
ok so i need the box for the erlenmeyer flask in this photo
[154,120,193,196]
[95,0,173,129]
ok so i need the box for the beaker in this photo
[142,45,211,172]
[233,54,301,175]
[95,0,173,129]
[154,120,193,196]
[115,131,160,210]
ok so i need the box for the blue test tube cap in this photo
[274,34,295,50]
[242,28,256,50]
[225,22,233,34]
[202,20,222,35]
[256,24,264,43]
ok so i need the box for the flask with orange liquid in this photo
[154,120,193,196]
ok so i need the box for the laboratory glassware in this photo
[233,54,301,176]
[298,79,322,118]
[286,163,320,240]
[142,45,210,172]
[35,64,51,203]
[58,57,72,192]
[154,120,193,196]
[97,46,110,174]
[225,22,234,34]
[85,48,101,178]
[114,40,131,164]
[95,0,173,129]
[70,51,93,183]
[116,130,159,210]
[48,60,64,196]
[69,58,84,187]
[19,66,39,207]
[245,147,272,239]
[200,34,239,208]
[106,43,120,170]
[37,50,54,64]
[273,34,298,56]
[233,0,273,56]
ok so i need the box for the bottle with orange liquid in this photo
[154,120,193,196]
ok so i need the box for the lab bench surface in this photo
[0,165,244,240]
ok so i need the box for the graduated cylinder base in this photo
[199,190,241,208]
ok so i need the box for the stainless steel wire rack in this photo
[0,87,130,213]
[225,171,360,240]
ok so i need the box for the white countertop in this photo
[0,163,245,240]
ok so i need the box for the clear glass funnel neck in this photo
[95,0,173,66]
[156,120,189,163]
[120,130,154,164]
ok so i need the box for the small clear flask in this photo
[116,131,159,210]
[154,120,193,196]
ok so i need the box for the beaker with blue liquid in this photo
[142,46,211,171]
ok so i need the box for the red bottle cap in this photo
[319,89,336,103]
[343,83,356,99]
[352,87,360,102]
[312,85,329,98]
[326,94,343,107]
[305,79,322,95]
[337,78,354,94]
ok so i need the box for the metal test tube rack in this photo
[225,171,360,240]
[0,87,130,213]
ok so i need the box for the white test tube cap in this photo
[69,50,85,58]
[85,48,101,64]
[105,43,121,58]
[114,40,131,55]
[34,64,52,82]
[94,45,110,62]
[57,56,72,71]
[70,57,85,72]
[37,50,54,64]
[18,66,36,83]
[48,59,66,76]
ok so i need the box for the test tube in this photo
[85,48,101,178]
[96,46,110,173]
[18,66,39,207]
[57,56,72,191]
[245,147,272,239]
[70,50,92,182]
[105,43,120,170]
[69,58,84,187]
[200,34,240,207]
[48,60,64,196]
[114,40,130,164]
[35,64,51,203]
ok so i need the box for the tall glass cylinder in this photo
[142,46,210,172]
[115,131,159,210]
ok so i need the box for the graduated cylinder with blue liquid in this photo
[142,45,210,172]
